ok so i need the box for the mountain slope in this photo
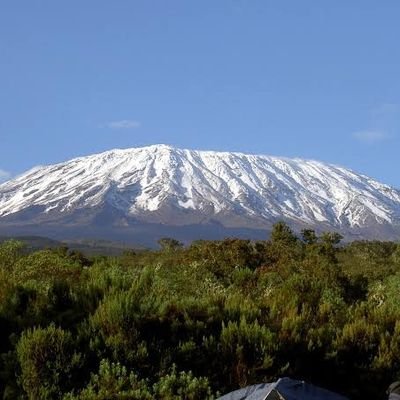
[0,144,399,242]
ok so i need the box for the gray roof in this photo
[217,377,349,400]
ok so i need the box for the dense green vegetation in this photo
[0,236,143,256]
[0,222,400,399]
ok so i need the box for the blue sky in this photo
[1,1,399,187]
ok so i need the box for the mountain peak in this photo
[0,145,399,243]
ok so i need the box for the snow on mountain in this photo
[0,144,399,237]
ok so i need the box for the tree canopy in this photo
[0,224,399,399]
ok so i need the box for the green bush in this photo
[16,324,81,399]
[64,359,152,400]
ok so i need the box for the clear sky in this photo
[1,1,399,187]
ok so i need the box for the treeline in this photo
[0,222,400,399]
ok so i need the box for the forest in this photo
[0,222,400,399]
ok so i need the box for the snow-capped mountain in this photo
[0,144,399,243]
